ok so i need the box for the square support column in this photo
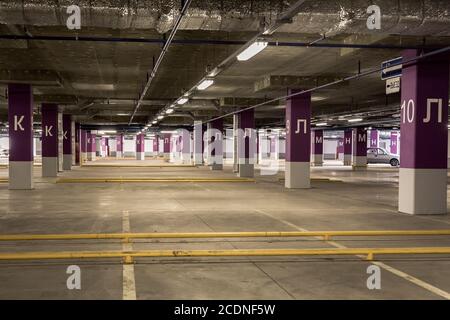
[152,136,159,157]
[41,103,58,177]
[180,130,191,164]
[87,132,96,161]
[71,121,76,165]
[233,114,239,173]
[80,129,87,164]
[352,127,367,170]
[343,129,352,166]
[399,49,449,215]
[75,122,80,165]
[8,84,34,189]
[237,109,255,178]
[116,134,123,158]
[136,133,145,160]
[163,134,171,161]
[62,114,72,170]
[193,121,203,165]
[390,131,398,155]
[209,119,223,170]
[369,129,378,148]
[285,90,311,189]
[311,130,323,167]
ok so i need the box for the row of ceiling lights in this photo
[140,40,270,133]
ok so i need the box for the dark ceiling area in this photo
[0,0,450,133]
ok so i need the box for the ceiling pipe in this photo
[0,34,434,50]
[128,0,192,125]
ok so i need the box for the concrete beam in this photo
[254,75,348,93]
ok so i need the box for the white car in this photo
[367,148,400,166]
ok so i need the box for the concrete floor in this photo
[0,158,449,299]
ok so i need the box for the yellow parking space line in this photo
[278,177,343,182]
[0,247,449,263]
[56,177,255,183]
[1,229,449,241]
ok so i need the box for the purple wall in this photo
[400,49,449,169]
[312,130,323,155]
[8,84,34,162]
[285,89,311,162]
[344,129,352,155]
[352,127,367,157]
[41,103,58,158]
[62,114,72,155]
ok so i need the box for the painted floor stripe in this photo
[255,209,450,300]
[122,210,136,300]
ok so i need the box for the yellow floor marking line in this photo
[1,229,449,241]
[255,209,450,300]
[122,210,136,300]
[0,247,449,262]
[56,178,255,183]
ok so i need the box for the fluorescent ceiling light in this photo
[117,113,129,116]
[166,108,174,114]
[98,130,117,134]
[237,41,268,61]
[157,115,164,120]
[197,79,214,90]
[177,98,189,105]
[152,120,157,124]
[315,122,328,127]
[348,118,363,123]
[72,83,115,91]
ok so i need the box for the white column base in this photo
[87,152,96,161]
[399,168,447,215]
[80,152,87,164]
[343,154,352,166]
[136,152,145,160]
[210,164,223,170]
[285,161,310,189]
[352,156,367,170]
[238,163,254,178]
[63,154,72,170]
[311,154,323,167]
[116,151,122,158]
[42,157,58,177]
[9,161,33,190]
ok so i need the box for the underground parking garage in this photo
[0,0,450,313]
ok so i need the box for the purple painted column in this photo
[352,127,367,169]
[80,129,87,163]
[116,134,123,158]
[369,129,378,148]
[311,130,323,166]
[337,138,344,160]
[390,131,398,155]
[163,134,171,161]
[87,131,96,161]
[41,104,59,177]
[153,136,159,156]
[8,84,34,189]
[208,118,223,170]
[136,133,145,160]
[285,89,311,188]
[75,123,80,165]
[399,49,449,215]
[343,129,352,165]
[62,114,72,170]
[237,109,255,177]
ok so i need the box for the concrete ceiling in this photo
[0,0,449,132]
